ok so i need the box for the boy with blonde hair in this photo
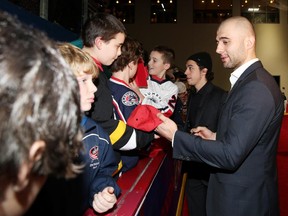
[58,43,120,214]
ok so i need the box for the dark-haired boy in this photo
[0,11,82,216]
[82,13,154,173]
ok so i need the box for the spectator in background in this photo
[182,52,227,216]
[166,68,176,82]
[0,11,82,216]
[81,13,154,174]
[171,81,188,130]
[174,70,187,83]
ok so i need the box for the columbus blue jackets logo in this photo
[122,91,139,106]
[89,146,99,160]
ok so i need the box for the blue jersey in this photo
[108,76,140,122]
[108,76,141,172]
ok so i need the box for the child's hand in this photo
[129,80,145,101]
[92,186,117,213]
[129,80,139,91]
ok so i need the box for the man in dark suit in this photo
[156,16,283,216]
[183,52,226,216]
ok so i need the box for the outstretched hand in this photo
[155,113,177,142]
[92,186,117,213]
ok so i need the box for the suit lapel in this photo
[223,61,263,104]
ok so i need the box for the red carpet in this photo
[278,154,288,216]
[277,115,288,216]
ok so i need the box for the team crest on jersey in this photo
[144,92,162,103]
[122,91,139,106]
[89,146,99,160]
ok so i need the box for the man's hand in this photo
[191,126,216,140]
[155,113,177,142]
[92,187,117,213]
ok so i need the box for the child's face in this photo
[77,73,97,111]
[148,51,169,78]
[99,32,125,66]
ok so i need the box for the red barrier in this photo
[83,138,182,216]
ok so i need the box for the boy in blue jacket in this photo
[58,43,121,214]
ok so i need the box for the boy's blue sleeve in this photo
[81,118,121,207]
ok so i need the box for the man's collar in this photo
[229,58,259,89]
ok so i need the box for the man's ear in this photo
[94,37,103,50]
[245,35,255,50]
[13,141,46,192]
[201,68,208,77]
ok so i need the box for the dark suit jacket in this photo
[173,61,283,216]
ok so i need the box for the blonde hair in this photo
[58,43,99,78]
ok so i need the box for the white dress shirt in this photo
[229,58,259,89]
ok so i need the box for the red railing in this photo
[84,138,183,216]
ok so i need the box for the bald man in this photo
[156,16,283,216]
